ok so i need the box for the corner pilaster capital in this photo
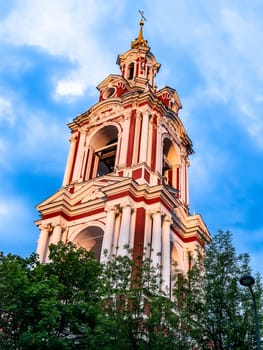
[39,223,53,234]
[123,110,131,120]
[69,133,78,143]
[150,206,164,217]
[120,199,134,210]
[140,106,151,116]
[105,204,119,214]
[163,214,172,224]
[53,219,66,230]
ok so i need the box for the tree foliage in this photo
[0,231,262,349]
[203,230,263,350]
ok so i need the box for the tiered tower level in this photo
[36,20,210,291]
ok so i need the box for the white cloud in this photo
[0,96,15,126]
[149,1,263,149]
[15,111,68,172]
[0,201,9,216]
[0,95,68,174]
[55,80,85,97]
[0,0,123,97]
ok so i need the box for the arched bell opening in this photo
[127,62,135,80]
[89,125,119,178]
[170,243,182,297]
[73,226,104,261]
[162,138,180,192]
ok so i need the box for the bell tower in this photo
[35,18,210,292]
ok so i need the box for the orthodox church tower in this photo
[35,18,210,291]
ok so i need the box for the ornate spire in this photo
[131,11,149,49]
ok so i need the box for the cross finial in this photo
[138,10,146,22]
[131,10,148,49]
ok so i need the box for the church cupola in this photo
[117,18,160,89]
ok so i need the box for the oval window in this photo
[103,87,116,99]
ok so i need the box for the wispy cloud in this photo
[0,96,15,126]
[149,1,263,149]
[0,0,123,97]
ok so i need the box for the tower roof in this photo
[131,18,149,49]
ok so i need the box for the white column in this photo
[185,159,190,206]
[118,202,132,256]
[133,111,141,164]
[162,215,172,293]
[147,117,153,166]
[36,224,52,262]
[151,209,162,268]
[112,213,121,256]
[144,210,152,259]
[80,149,87,179]
[156,120,163,175]
[100,206,117,262]
[63,133,78,186]
[72,131,86,181]
[49,223,62,246]
[180,156,186,203]
[118,112,130,166]
[139,112,149,163]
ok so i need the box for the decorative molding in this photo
[82,188,106,202]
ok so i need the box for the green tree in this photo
[0,252,38,349]
[96,249,182,349]
[203,230,263,349]
[0,243,102,350]
[170,230,263,349]
[20,242,102,349]
[0,233,262,350]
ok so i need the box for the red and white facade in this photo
[35,20,210,292]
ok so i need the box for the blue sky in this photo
[0,0,262,274]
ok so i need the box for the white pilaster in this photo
[36,224,52,262]
[118,202,132,256]
[144,210,152,259]
[118,112,130,166]
[112,213,121,256]
[100,205,117,261]
[162,215,172,293]
[139,112,149,163]
[72,131,86,182]
[133,111,141,164]
[63,133,78,186]
[180,156,185,203]
[151,209,162,268]
[156,118,163,174]
[80,149,87,180]
[50,222,62,246]
[147,116,153,166]
[85,146,94,180]
[185,159,190,206]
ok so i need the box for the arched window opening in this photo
[127,62,135,80]
[162,138,180,195]
[171,244,181,297]
[147,66,152,84]
[89,125,119,179]
[96,138,117,176]
[73,226,104,261]
[162,139,173,186]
